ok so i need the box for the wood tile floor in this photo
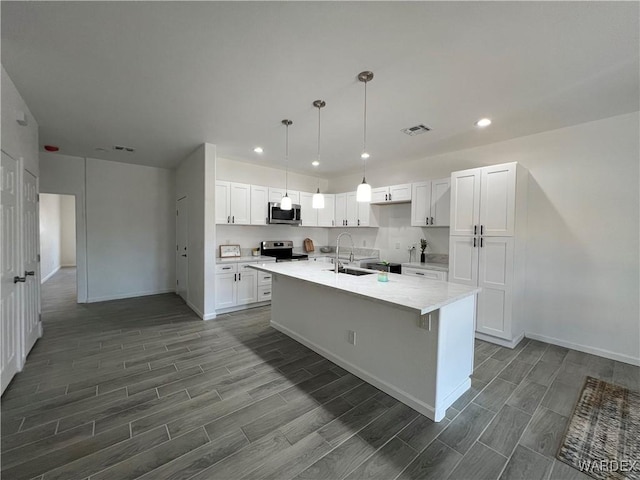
[2,267,638,480]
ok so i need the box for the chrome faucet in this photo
[335,233,355,273]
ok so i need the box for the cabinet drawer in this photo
[215,263,237,273]
[403,267,446,281]
[237,261,258,271]
[258,285,272,301]
[258,273,273,286]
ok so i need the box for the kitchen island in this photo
[249,261,480,421]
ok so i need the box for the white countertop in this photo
[249,261,479,315]
[217,255,275,263]
[402,262,449,272]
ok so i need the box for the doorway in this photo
[39,194,77,304]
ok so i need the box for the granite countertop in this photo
[402,262,449,272]
[217,255,276,263]
[249,261,479,315]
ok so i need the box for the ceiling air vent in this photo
[113,145,135,153]
[401,124,432,136]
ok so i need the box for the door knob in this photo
[25,271,35,276]
[181,254,187,257]
[14,276,26,283]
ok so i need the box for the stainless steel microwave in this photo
[268,202,302,225]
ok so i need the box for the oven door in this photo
[268,203,301,225]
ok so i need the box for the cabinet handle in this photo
[232,216,235,223]
[416,272,424,276]
[480,225,484,235]
[473,237,477,248]
[389,193,392,201]
[234,273,237,281]
[480,237,483,248]
[345,220,348,226]
[264,291,271,295]
[425,217,428,225]
[238,273,241,281]
[14,276,26,283]
[385,194,388,201]
[222,266,232,270]
[474,225,477,235]
[227,215,230,223]
[357,219,360,226]
[332,220,334,226]
[25,271,35,276]
[431,217,434,225]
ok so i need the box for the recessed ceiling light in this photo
[253,147,263,153]
[475,118,492,127]
[312,160,320,167]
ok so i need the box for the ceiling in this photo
[2,2,638,176]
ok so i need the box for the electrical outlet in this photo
[348,330,356,345]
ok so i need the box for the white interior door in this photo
[1,152,20,394]
[23,170,41,357]
[176,196,188,302]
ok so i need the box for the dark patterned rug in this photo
[557,376,640,480]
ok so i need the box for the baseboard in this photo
[60,264,76,268]
[525,332,640,366]
[41,266,61,284]
[476,331,525,349]
[215,301,271,316]
[272,320,441,422]
[87,288,175,303]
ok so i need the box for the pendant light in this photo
[312,100,325,209]
[356,71,373,202]
[280,119,293,210]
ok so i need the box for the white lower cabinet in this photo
[402,267,447,281]
[216,260,274,311]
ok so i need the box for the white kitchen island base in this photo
[269,273,476,422]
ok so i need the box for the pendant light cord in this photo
[363,80,367,156]
[317,106,321,189]
[285,122,289,194]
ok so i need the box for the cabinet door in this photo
[250,185,269,225]
[230,182,251,224]
[299,192,318,227]
[411,181,431,226]
[357,201,371,227]
[450,169,481,236]
[236,270,257,305]
[345,192,358,227]
[480,163,516,236]
[430,178,451,227]
[335,193,347,226]
[389,184,412,202]
[317,194,336,227]
[215,272,236,309]
[448,235,479,287]
[288,191,300,205]
[268,187,285,204]
[370,187,389,204]
[476,237,514,339]
[215,181,231,224]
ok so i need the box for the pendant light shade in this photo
[312,188,325,209]
[356,178,372,202]
[356,71,373,202]
[312,100,326,209]
[280,119,293,210]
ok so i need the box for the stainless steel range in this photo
[260,241,309,262]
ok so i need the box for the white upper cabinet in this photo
[268,188,299,205]
[370,184,412,204]
[216,181,251,225]
[299,191,318,227]
[317,194,335,227]
[250,185,269,225]
[345,192,372,227]
[449,169,482,236]
[411,178,450,227]
[479,164,516,236]
[450,163,516,236]
[335,193,347,227]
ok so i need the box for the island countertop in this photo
[249,261,479,315]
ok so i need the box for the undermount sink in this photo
[324,268,376,276]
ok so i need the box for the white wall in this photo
[1,66,39,176]
[177,143,217,319]
[39,153,88,302]
[216,157,329,195]
[86,158,175,302]
[60,195,76,266]
[40,153,176,303]
[39,194,61,282]
[330,112,640,364]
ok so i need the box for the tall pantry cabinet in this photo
[448,162,528,347]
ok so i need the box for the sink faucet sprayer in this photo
[335,233,355,273]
